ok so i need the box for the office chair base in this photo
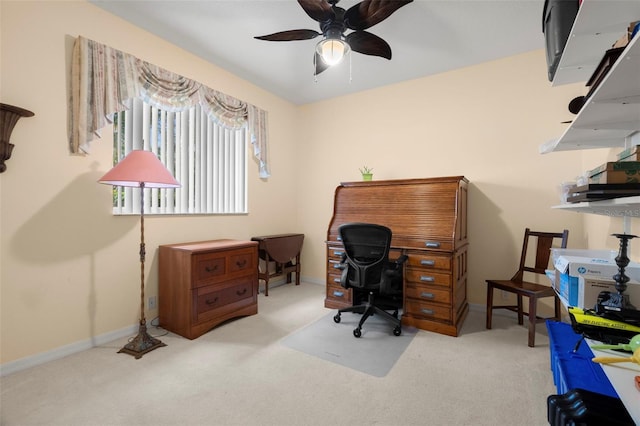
[333,292,402,338]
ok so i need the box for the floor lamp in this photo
[99,150,180,359]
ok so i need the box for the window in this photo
[111,98,248,215]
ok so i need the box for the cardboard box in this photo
[588,162,640,184]
[588,161,640,176]
[554,272,640,308]
[578,276,640,309]
[554,253,640,306]
[589,170,640,184]
[611,21,640,49]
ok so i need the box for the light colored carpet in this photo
[281,311,417,377]
[0,282,556,426]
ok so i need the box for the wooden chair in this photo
[486,228,569,347]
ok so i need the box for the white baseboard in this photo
[0,324,138,377]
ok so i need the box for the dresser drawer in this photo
[406,252,451,271]
[193,252,226,286]
[228,249,255,274]
[405,299,451,322]
[405,284,451,305]
[404,269,451,287]
[195,276,254,322]
[192,247,255,288]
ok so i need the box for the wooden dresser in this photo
[325,176,469,337]
[159,239,258,339]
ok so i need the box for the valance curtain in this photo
[69,36,270,178]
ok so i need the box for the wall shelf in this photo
[541,34,640,154]
[553,196,640,216]
[552,0,640,86]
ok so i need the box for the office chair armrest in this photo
[339,265,349,288]
[386,255,408,273]
[335,253,348,271]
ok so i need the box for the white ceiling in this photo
[89,0,547,105]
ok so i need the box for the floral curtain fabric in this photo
[69,36,270,178]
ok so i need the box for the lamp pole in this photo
[117,181,166,359]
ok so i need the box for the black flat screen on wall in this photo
[543,0,579,81]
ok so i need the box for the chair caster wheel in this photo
[333,314,341,323]
[393,327,402,336]
[353,328,362,338]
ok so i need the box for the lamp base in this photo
[118,323,166,359]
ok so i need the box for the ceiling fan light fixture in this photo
[316,38,350,66]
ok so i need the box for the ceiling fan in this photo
[254,0,413,75]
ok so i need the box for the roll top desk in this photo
[325,176,469,336]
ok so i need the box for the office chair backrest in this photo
[339,223,392,290]
[512,228,569,282]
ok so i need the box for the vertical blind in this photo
[112,98,247,215]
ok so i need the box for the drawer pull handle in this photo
[333,291,344,297]
[333,251,344,256]
[425,241,440,248]
[421,308,434,315]
[205,265,219,273]
[205,297,219,305]
[236,288,247,296]
[333,264,342,269]
[420,292,435,299]
[236,259,247,268]
[420,276,435,282]
[333,278,341,283]
[420,259,435,266]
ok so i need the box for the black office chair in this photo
[333,223,408,338]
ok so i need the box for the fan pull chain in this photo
[313,55,318,83]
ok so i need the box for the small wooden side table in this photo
[251,233,304,296]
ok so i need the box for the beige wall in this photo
[0,1,300,364]
[295,50,590,304]
[2,1,635,366]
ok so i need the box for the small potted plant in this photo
[359,166,373,181]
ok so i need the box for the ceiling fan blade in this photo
[314,52,330,75]
[346,31,392,59]
[344,0,413,30]
[298,0,335,23]
[254,29,322,42]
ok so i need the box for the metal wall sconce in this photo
[0,103,35,173]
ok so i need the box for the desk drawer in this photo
[327,271,342,286]
[326,281,352,304]
[404,269,451,287]
[405,284,451,305]
[405,299,451,322]
[327,245,345,261]
[406,252,451,271]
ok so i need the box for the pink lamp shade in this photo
[98,150,180,188]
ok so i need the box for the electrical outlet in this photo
[501,290,509,300]
[148,296,157,310]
